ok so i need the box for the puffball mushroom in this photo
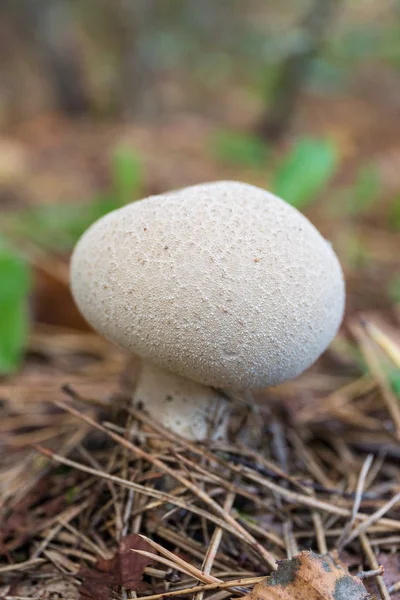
[70,181,345,441]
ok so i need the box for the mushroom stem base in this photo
[132,361,230,441]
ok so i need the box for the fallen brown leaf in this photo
[79,533,154,600]
[242,551,369,600]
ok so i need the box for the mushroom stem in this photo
[132,361,230,441]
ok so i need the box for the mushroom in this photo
[70,181,345,441]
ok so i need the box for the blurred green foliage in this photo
[345,236,371,269]
[7,148,142,252]
[112,147,143,206]
[212,130,269,168]
[389,197,400,230]
[307,23,400,94]
[0,148,141,374]
[9,198,121,252]
[273,137,338,209]
[338,164,381,217]
[388,275,400,304]
[390,369,400,398]
[211,131,340,210]
[328,24,400,66]
[0,239,30,375]
[346,165,381,215]
[2,2,400,124]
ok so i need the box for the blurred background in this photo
[0,0,400,376]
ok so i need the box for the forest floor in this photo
[1,73,400,599]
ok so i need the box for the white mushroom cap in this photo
[70,181,345,390]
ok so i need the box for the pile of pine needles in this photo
[0,317,400,599]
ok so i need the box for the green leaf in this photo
[0,244,30,301]
[0,241,30,374]
[212,130,269,168]
[273,137,338,209]
[111,147,143,205]
[389,369,400,398]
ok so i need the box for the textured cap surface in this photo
[70,181,345,389]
